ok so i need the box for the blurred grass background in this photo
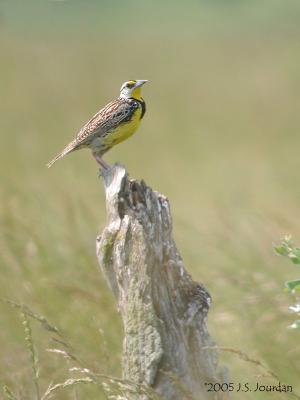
[1,0,300,398]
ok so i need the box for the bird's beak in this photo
[135,80,148,87]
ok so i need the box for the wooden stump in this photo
[96,164,229,400]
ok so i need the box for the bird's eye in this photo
[126,81,135,89]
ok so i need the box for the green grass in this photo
[1,1,300,398]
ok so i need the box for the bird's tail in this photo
[47,140,77,168]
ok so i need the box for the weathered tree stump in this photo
[96,164,228,400]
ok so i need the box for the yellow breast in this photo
[102,107,142,147]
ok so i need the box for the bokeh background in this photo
[1,1,300,399]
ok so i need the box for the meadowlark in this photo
[47,79,148,169]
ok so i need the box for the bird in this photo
[47,79,148,169]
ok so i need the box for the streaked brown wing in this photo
[74,98,134,147]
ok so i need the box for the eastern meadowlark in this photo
[47,79,148,169]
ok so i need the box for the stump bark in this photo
[96,164,228,400]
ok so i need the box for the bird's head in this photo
[119,79,148,100]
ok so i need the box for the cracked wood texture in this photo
[96,164,228,400]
